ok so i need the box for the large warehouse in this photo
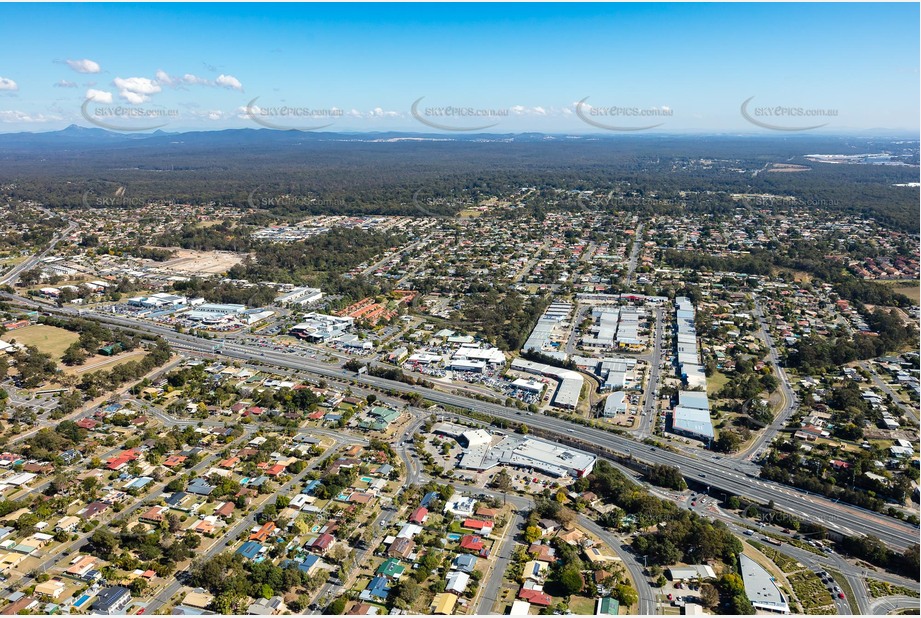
[671,390,714,443]
[739,554,790,614]
[289,313,354,342]
[458,435,596,479]
[510,358,583,410]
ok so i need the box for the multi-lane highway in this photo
[5,297,918,552]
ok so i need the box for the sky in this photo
[0,3,918,134]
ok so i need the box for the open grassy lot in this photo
[2,324,78,362]
[707,370,730,396]
[568,596,597,615]
[889,281,920,304]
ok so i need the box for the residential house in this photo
[247,596,285,615]
[452,554,478,574]
[250,522,276,542]
[430,593,458,615]
[445,571,469,595]
[91,586,132,615]
[409,507,429,525]
[387,537,415,559]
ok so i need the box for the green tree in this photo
[557,566,584,596]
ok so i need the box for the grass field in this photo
[1,324,78,362]
[568,596,597,615]
[890,282,920,304]
[707,370,729,396]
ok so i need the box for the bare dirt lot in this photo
[147,248,247,276]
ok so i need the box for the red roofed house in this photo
[250,522,276,542]
[105,449,139,471]
[311,532,335,555]
[459,535,484,553]
[409,507,429,525]
[463,519,493,534]
[140,506,169,523]
[475,507,499,520]
[215,502,235,519]
[76,418,98,430]
[528,543,557,562]
[264,464,286,477]
[518,588,552,606]
[162,455,187,468]
[218,456,240,469]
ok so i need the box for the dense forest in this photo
[0,129,917,232]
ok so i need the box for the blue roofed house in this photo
[452,554,478,574]
[358,575,390,602]
[164,491,187,507]
[302,479,321,495]
[420,491,439,508]
[187,478,215,496]
[236,541,265,561]
[281,554,322,576]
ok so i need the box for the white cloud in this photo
[369,107,400,118]
[215,74,243,90]
[0,110,61,123]
[191,109,227,121]
[66,58,101,74]
[113,76,161,103]
[86,88,113,104]
[0,77,18,92]
[347,109,363,118]
[511,105,551,117]
[182,73,210,86]
[157,70,211,88]
[54,80,78,88]
[155,70,175,87]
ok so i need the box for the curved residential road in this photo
[427,479,657,616]
[734,298,798,460]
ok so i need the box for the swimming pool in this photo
[446,533,462,541]
[360,476,373,483]
[74,594,91,608]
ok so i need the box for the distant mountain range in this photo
[0,124,916,152]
